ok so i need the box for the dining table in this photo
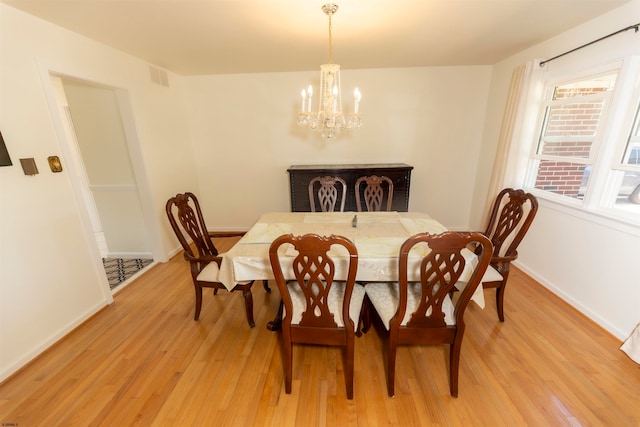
[217,211,487,329]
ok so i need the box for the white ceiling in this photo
[2,0,633,76]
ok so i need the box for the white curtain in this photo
[482,61,538,225]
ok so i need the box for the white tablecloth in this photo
[218,212,486,308]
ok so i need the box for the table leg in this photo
[266,299,283,331]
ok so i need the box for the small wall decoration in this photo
[48,156,63,172]
[20,158,39,176]
[0,131,12,167]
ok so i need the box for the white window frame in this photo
[600,65,640,210]
[522,55,640,228]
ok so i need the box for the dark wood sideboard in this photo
[287,163,413,212]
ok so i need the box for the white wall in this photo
[184,66,492,229]
[0,4,199,381]
[475,1,640,339]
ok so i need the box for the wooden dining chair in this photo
[165,192,270,328]
[269,233,363,399]
[481,188,538,321]
[355,175,394,212]
[308,176,347,212]
[364,231,492,397]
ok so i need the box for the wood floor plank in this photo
[1,237,639,426]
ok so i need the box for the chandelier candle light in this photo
[297,3,362,140]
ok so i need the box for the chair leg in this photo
[242,289,255,328]
[496,267,510,322]
[262,279,271,293]
[495,284,505,322]
[345,338,355,399]
[387,333,397,397]
[449,335,463,397]
[283,333,293,394]
[194,285,203,321]
[358,297,370,336]
[267,299,284,331]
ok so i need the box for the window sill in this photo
[528,189,640,237]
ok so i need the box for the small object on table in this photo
[352,214,358,228]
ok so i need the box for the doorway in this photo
[51,76,154,291]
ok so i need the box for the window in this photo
[530,72,616,200]
[608,102,640,209]
[524,57,640,225]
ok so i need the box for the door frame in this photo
[36,60,162,300]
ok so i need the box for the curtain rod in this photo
[539,23,639,67]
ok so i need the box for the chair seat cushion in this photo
[365,282,455,330]
[197,261,251,285]
[286,282,366,332]
[481,265,503,283]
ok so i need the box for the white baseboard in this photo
[0,299,110,383]
[514,261,627,341]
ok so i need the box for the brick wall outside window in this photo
[534,87,606,197]
[534,161,587,196]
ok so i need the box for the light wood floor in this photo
[1,237,639,426]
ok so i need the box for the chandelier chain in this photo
[328,12,333,63]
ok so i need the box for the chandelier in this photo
[297,3,362,140]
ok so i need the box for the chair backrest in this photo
[355,175,394,212]
[394,231,492,330]
[165,192,218,260]
[308,176,347,212]
[269,233,358,330]
[484,188,538,259]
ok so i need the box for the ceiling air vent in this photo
[149,65,169,87]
